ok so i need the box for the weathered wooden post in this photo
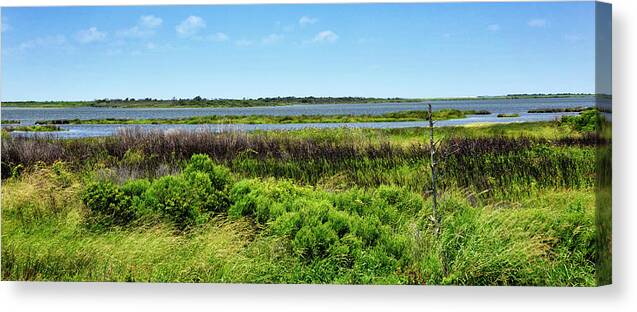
[428,103,440,235]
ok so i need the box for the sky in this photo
[0,2,602,101]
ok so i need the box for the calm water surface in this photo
[1,97,604,138]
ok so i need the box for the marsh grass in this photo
[36,109,489,125]
[4,125,64,132]
[0,121,600,285]
[1,165,596,285]
[496,113,520,118]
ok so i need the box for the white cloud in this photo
[310,30,338,43]
[118,26,150,38]
[207,32,229,42]
[118,15,163,38]
[262,33,284,44]
[235,39,253,47]
[487,24,501,32]
[176,16,206,37]
[139,15,162,28]
[528,19,547,28]
[299,16,318,27]
[19,34,67,50]
[76,27,106,43]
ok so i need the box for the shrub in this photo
[81,181,134,226]
[142,175,208,230]
[81,154,234,230]
[184,154,231,191]
[120,178,152,217]
[120,178,151,197]
[228,178,308,223]
[184,170,231,213]
[227,178,416,280]
[560,109,599,133]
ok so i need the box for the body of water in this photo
[1,96,604,138]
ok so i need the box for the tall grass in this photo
[2,128,598,195]
[1,163,596,285]
[0,122,601,284]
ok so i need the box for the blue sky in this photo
[1,2,599,101]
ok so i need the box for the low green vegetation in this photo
[559,109,600,132]
[3,93,594,108]
[496,113,520,118]
[2,153,595,285]
[0,113,603,285]
[528,107,592,113]
[37,109,490,125]
[3,125,64,132]
[4,97,425,108]
[1,120,21,124]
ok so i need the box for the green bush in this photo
[82,154,233,230]
[121,178,151,197]
[120,178,151,217]
[560,109,599,132]
[227,179,417,281]
[184,153,231,191]
[142,175,199,229]
[139,154,232,229]
[81,181,134,226]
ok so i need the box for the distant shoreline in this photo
[32,109,491,125]
[1,93,602,109]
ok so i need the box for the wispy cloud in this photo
[176,16,206,37]
[487,24,501,32]
[19,34,67,50]
[118,15,163,38]
[262,33,284,44]
[309,30,338,44]
[528,19,547,28]
[76,27,106,43]
[207,32,229,42]
[299,16,318,27]
[139,15,162,28]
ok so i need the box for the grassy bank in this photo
[497,113,520,118]
[3,125,64,132]
[36,109,490,125]
[528,107,592,113]
[1,120,21,125]
[1,114,602,284]
[1,162,595,285]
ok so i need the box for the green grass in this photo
[37,109,489,125]
[1,161,595,285]
[528,107,592,113]
[0,120,602,285]
[496,113,520,118]
[3,125,64,132]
